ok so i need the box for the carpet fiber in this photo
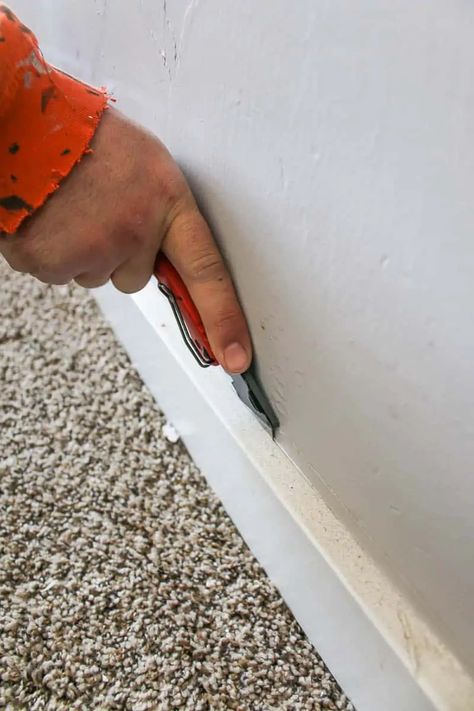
[0,260,354,711]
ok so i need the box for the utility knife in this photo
[154,254,279,438]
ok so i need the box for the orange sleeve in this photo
[0,5,108,234]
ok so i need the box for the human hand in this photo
[0,108,252,373]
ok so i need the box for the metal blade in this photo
[231,367,279,438]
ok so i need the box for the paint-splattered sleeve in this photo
[0,5,108,234]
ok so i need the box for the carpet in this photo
[0,259,354,711]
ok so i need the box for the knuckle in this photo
[85,233,112,270]
[188,251,225,282]
[158,175,187,213]
[116,209,149,253]
[141,142,186,208]
[213,310,240,333]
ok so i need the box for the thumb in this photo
[162,208,252,373]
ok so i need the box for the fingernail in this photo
[224,342,249,373]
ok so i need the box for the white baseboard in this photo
[94,281,474,711]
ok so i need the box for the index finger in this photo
[161,209,252,374]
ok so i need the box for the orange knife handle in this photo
[154,254,218,367]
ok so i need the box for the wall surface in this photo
[12,0,474,673]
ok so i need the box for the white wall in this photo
[13,0,474,674]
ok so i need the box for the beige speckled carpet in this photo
[0,259,354,710]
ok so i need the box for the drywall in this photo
[13,0,474,675]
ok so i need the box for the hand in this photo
[0,108,252,373]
